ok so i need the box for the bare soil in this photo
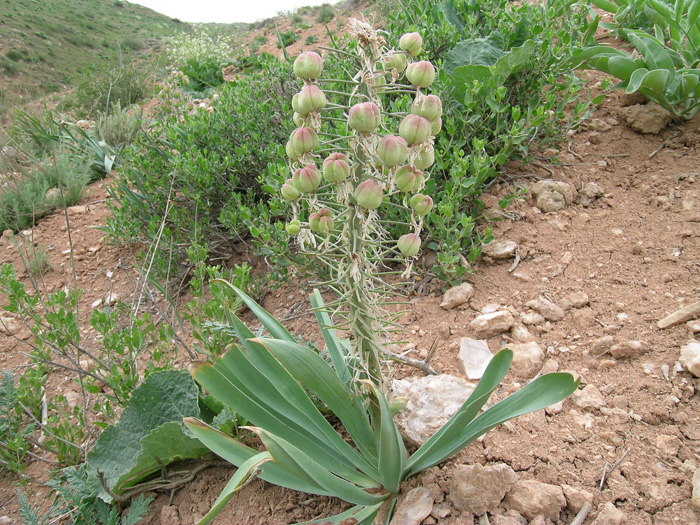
[1,7,700,525]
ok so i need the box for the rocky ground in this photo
[1,7,700,525]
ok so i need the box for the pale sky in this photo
[129,0,340,24]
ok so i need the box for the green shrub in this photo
[276,30,300,48]
[316,4,335,24]
[6,50,22,61]
[305,34,319,45]
[97,103,143,148]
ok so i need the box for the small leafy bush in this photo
[97,103,144,148]
[305,34,319,45]
[277,29,300,48]
[316,4,335,24]
[165,26,234,68]
[180,57,228,94]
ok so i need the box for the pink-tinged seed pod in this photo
[296,84,327,115]
[410,193,433,217]
[399,114,431,145]
[309,208,334,235]
[323,152,350,182]
[377,135,409,167]
[406,61,436,89]
[281,179,301,201]
[292,93,300,113]
[286,140,300,161]
[348,102,381,133]
[293,51,323,80]
[430,117,442,136]
[413,146,435,170]
[394,165,424,193]
[290,127,319,155]
[292,164,322,193]
[285,219,301,235]
[292,112,304,127]
[354,179,384,209]
[398,233,421,257]
[411,94,442,121]
[383,52,407,72]
[399,32,422,57]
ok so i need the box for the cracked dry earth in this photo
[1,78,700,525]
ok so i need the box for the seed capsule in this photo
[289,127,319,155]
[281,179,301,201]
[309,208,334,235]
[406,61,435,89]
[409,193,433,217]
[413,146,435,170]
[292,112,304,127]
[285,219,301,235]
[293,51,323,80]
[399,32,422,57]
[377,135,409,167]
[348,102,381,133]
[411,94,442,121]
[286,140,300,161]
[394,165,424,193]
[354,179,384,209]
[296,84,327,115]
[430,117,442,136]
[383,52,407,72]
[323,152,350,182]
[399,114,431,145]
[292,164,322,193]
[398,233,421,257]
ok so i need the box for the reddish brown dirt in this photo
[1,8,700,525]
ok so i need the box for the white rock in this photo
[680,340,700,377]
[470,310,514,338]
[506,342,544,378]
[449,463,518,515]
[440,282,475,310]
[458,338,493,380]
[656,434,681,456]
[568,291,589,308]
[392,375,476,446]
[482,240,518,260]
[592,502,626,525]
[521,311,545,325]
[504,480,566,521]
[693,469,700,509]
[0,316,20,335]
[572,384,606,411]
[391,487,433,525]
[104,292,120,306]
[591,335,614,354]
[510,324,533,343]
[530,180,577,213]
[562,484,593,513]
[545,401,563,415]
[526,296,566,321]
[610,340,648,359]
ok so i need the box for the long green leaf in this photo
[195,451,272,525]
[628,31,675,71]
[641,68,672,93]
[252,337,378,461]
[627,67,650,92]
[212,279,296,342]
[592,0,620,13]
[405,373,580,477]
[299,502,385,525]
[608,55,641,80]
[310,289,351,384]
[253,428,390,507]
[184,418,319,494]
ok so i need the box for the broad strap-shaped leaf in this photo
[253,427,390,507]
[212,279,296,342]
[640,68,672,93]
[252,337,379,461]
[406,371,580,478]
[608,55,641,81]
[310,288,351,384]
[190,357,379,486]
[628,30,676,72]
[184,418,320,494]
[627,67,651,93]
[195,451,272,525]
[591,0,620,13]
[363,381,406,494]
[444,38,504,74]
[406,350,514,478]
[299,502,385,525]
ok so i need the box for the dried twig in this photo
[649,132,678,158]
[384,337,439,375]
[570,502,593,525]
[508,248,521,273]
[600,448,630,490]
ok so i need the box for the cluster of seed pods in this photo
[281,27,441,262]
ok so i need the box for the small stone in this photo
[578,182,605,207]
[530,180,577,213]
[521,311,545,325]
[525,296,566,322]
[458,338,493,380]
[609,340,648,359]
[589,118,612,132]
[510,324,533,343]
[512,272,533,282]
[571,384,606,411]
[568,292,589,308]
[440,282,475,310]
[391,487,433,525]
[67,205,90,215]
[431,502,452,519]
[0,316,21,335]
[680,340,700,377]
[506,342,544,378]
[449,463,518,515]
[91,298,103,308]
[561,485,593,513]
[693,469,700,509]
[656,434,681,456]
[662,273,674,283]
[392,375,476,446]
[620,102,671,134]
[545,401,563,415]
[482,240,518,260]
[591,335,614,354]
[504,480,566,521]
[469,310,514,338]
[104,292,119,306]
[160,505,181,525]
[592,502,625,525]
[0,518,12,525]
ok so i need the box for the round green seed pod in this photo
[289,127,319,155]
[409,193,433,217]
[399,114,431,145]
[411,94,442,121]
[309,208,334,235]
[406,61,436,89]
[399,32,422,57]
[354,179,384,209]
[383,51,407,72]
[285,219,301,235]
[323,152,350,182]
[281,179,301,201]
[430,117,442,136]
[348,102,381,133]
[413,146,435,170]
[394,165,424,193]
[293,51,323,80]
[377,135,409,167]
[292,164,322,193]
[398,233,421,257]
[296,84,327,115]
